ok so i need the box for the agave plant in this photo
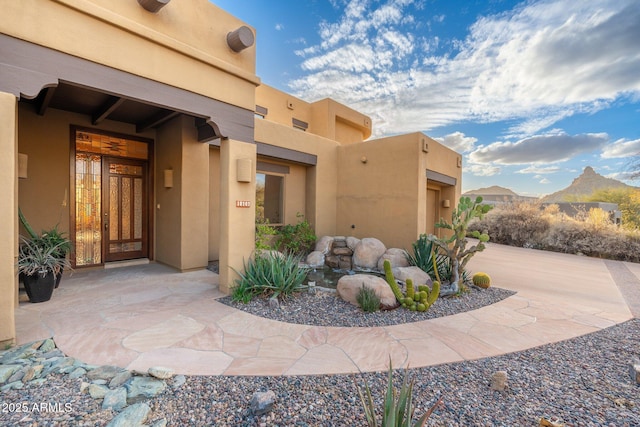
[355,360,442,427]
[232,251,308,303]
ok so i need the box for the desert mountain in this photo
[541,166,633,203]
[463,185,519,197]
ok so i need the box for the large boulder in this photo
[377,248,409,271]
[392,266,433,287]
[346,236,360,250]
[314,236,334,254]
[352,238,386,269]
[306,251,325,267]
[337,274,398,309]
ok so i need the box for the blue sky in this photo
[213,0,640,196]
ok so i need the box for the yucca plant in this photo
[232,251,308,303]
[355,360,442,427]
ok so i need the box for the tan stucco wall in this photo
[155,115,209,270]
[1,0,258,110]
[254,118,340,237]
[0,92,17,345]
[255,85,371,143]
[208,148,221,261]
[336,133,461,250]
[155,116,183,267]
[219,139,257,293]
[179,117,209,270]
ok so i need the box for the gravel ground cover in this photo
[217,286,516,327]
[3,288,639,426]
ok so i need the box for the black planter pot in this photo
[55,266,64,289]
[23,271,56,303]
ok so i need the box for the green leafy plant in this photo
[356,285,381,313]
[355,360,442,427]
[255,219,278,251]
[232,251,308,303]
[18,236,71,277]
[405,234,452,283]
[428,196,492,296]
[276,213,317,256]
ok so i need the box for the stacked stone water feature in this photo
[306,236,434,310]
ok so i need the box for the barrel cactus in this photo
[472,272,491,289]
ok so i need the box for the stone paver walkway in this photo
[15,243,635,376]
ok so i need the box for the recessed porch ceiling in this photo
[23,82,182,134]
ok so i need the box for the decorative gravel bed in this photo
[217,286,516,327]
[2,320,639,426]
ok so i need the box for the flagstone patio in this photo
[14,243,638,376]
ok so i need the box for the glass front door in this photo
[73,129,150,266]
[102,158,148,262]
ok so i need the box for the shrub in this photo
[232,252,308,303]
[276,213,317,256]
[355,360,442,427]
[255,220,278,251]
[469,201,550,248]
[356,285,380,313]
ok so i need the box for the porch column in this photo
[219,139,256,294]
[0,91,18,345]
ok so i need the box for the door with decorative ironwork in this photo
[102,157,148,262]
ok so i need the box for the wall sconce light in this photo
[18,153,28,179]
[442,199,451,208]
[227,26,255,52]
[237,158,252,182]
[137,0,171,13]
[163,169,173,188]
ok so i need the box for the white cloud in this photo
[601,138,640,158]
[434,132,477,153]
[469,132,609,165]
[517,166,561,174]
[275,24,284,31]
[539,178,551,184]
[465,163,501,177]
[289,0,640,137]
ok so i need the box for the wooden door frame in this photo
[69,126,154,268]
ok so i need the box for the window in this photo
[256,173,283,225]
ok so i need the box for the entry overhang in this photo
[0,34,254,143]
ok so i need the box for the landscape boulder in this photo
[305,251,325,267]
[314,236,334,254]
[337,274,398,309]
[352,238,386,269]
[377,248,409,270]
[392,266,433,287]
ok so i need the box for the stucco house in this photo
[0,0,461,345]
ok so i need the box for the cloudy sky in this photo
[213,0,640,195]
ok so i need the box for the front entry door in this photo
[102,157,148,262]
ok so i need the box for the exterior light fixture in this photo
[137,0,171,13]
[18,153,28,179]
[227,26,255,52]
[164,169,173,188]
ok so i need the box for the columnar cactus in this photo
[383,260,439,312]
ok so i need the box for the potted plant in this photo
[18,236,71,303]
[39,226,72,288]
[18,208,72,288]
